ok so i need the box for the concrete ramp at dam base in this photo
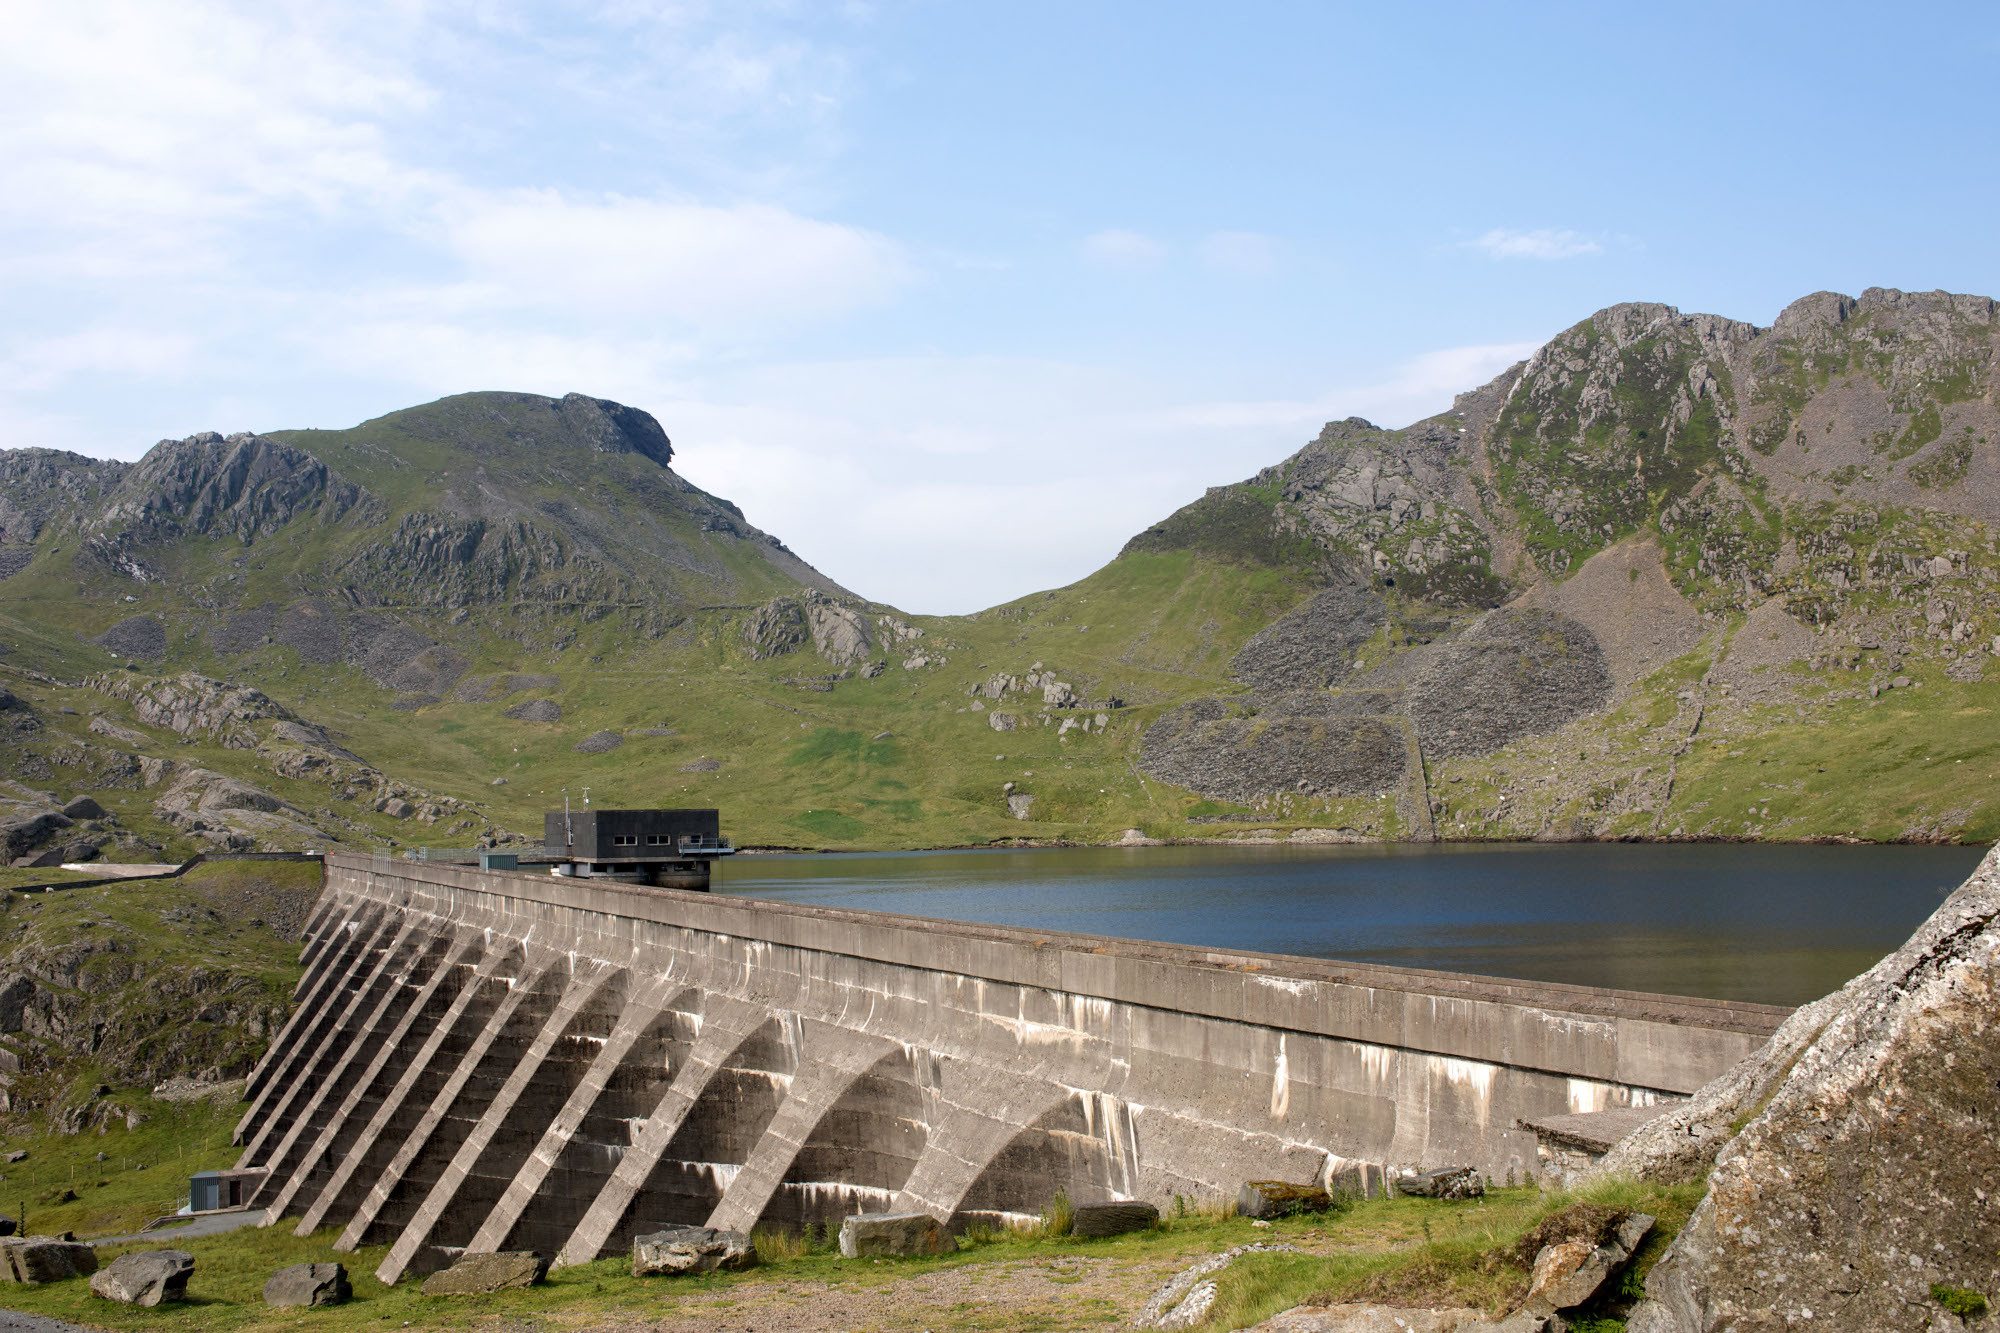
[230,854,1788,1284]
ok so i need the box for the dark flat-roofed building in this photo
[544,807,731,889]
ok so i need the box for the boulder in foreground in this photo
[0,1237,97,1283]
[264,1261,351,1307]
[419,1250,547,1295]
[632,1226,756,1276]
[1610,846,2000,1331]
[1070,1201,1159,1238]
[1524,1212,1652,1313]
[837,1212,952,1258]
[89,1249,193,1306]
[1237,1180,1335,1219]
[1397,1166,1483,1200]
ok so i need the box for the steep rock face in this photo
[806,596,874,666]
[1739,288,2000,517]
[1615,848,2000,1332]
[1278,419,1506,604]
[552,391,675,466]
[742,592,876,666]
[0,449,129,547]
[744,596,810,658]
[1490,304,1752,578]
[79,432,372,580]
[336,511,610,608]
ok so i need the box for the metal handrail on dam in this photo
[231,853,1789,1283]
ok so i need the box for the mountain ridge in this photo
[2,286,1998,860]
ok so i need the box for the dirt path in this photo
[573,1238,1307,1333]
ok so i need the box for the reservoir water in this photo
[712,841,1987,1006]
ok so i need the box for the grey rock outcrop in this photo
[1618,846,2000,1332]
[806,595,873,666]
[1524,1212,1651,1314]
[95,432,370,547]
[87,671,286,749]
[0,449,129,547]
[89,1249,193,1306]
[837,1212,952,1258]
[744,597,809,659]
[554,392,675,467]
[419,1250,547,1295]
[631,1226,756,1276]
[263,1260,351,1307]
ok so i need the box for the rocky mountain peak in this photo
[552,392,674,467]
[1771,289,1858,335]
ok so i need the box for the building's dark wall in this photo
[545,809,721,859]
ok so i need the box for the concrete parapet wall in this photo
[235,854,1788,1282]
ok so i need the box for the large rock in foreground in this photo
[419,1250,547,1295]
[1618,846,2000,1331]
[1070,1201,1159,1238]
[264,1261,351,1308]
[632,1226,755,1276]
[0,1237,97,1283]
[89,1249,193,1306]
[837,1212,952,1258]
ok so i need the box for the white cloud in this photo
[1082,228,1168,268]
[1,328,199,394]
[441,193,908,331]
[1468,228,1605,261]
[0,1,435,279]
[1200,230,1278,275]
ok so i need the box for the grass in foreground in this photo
[1202,1176,1705,1329]
[0,1177,1705,1332]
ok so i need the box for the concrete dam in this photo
[231,854,1788,1283]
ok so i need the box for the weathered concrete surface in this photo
[1620,846,2000,1333]
[235,854,1785,1284]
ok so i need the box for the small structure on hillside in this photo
[544,807,733,890]
[188,1167,266,1213]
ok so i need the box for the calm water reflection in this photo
[713,842,1987,1006]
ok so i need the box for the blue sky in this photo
[5,2,1998,611]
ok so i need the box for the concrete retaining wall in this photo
[233,854,1788,1282]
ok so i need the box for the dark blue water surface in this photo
[713,842,1988,1006]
